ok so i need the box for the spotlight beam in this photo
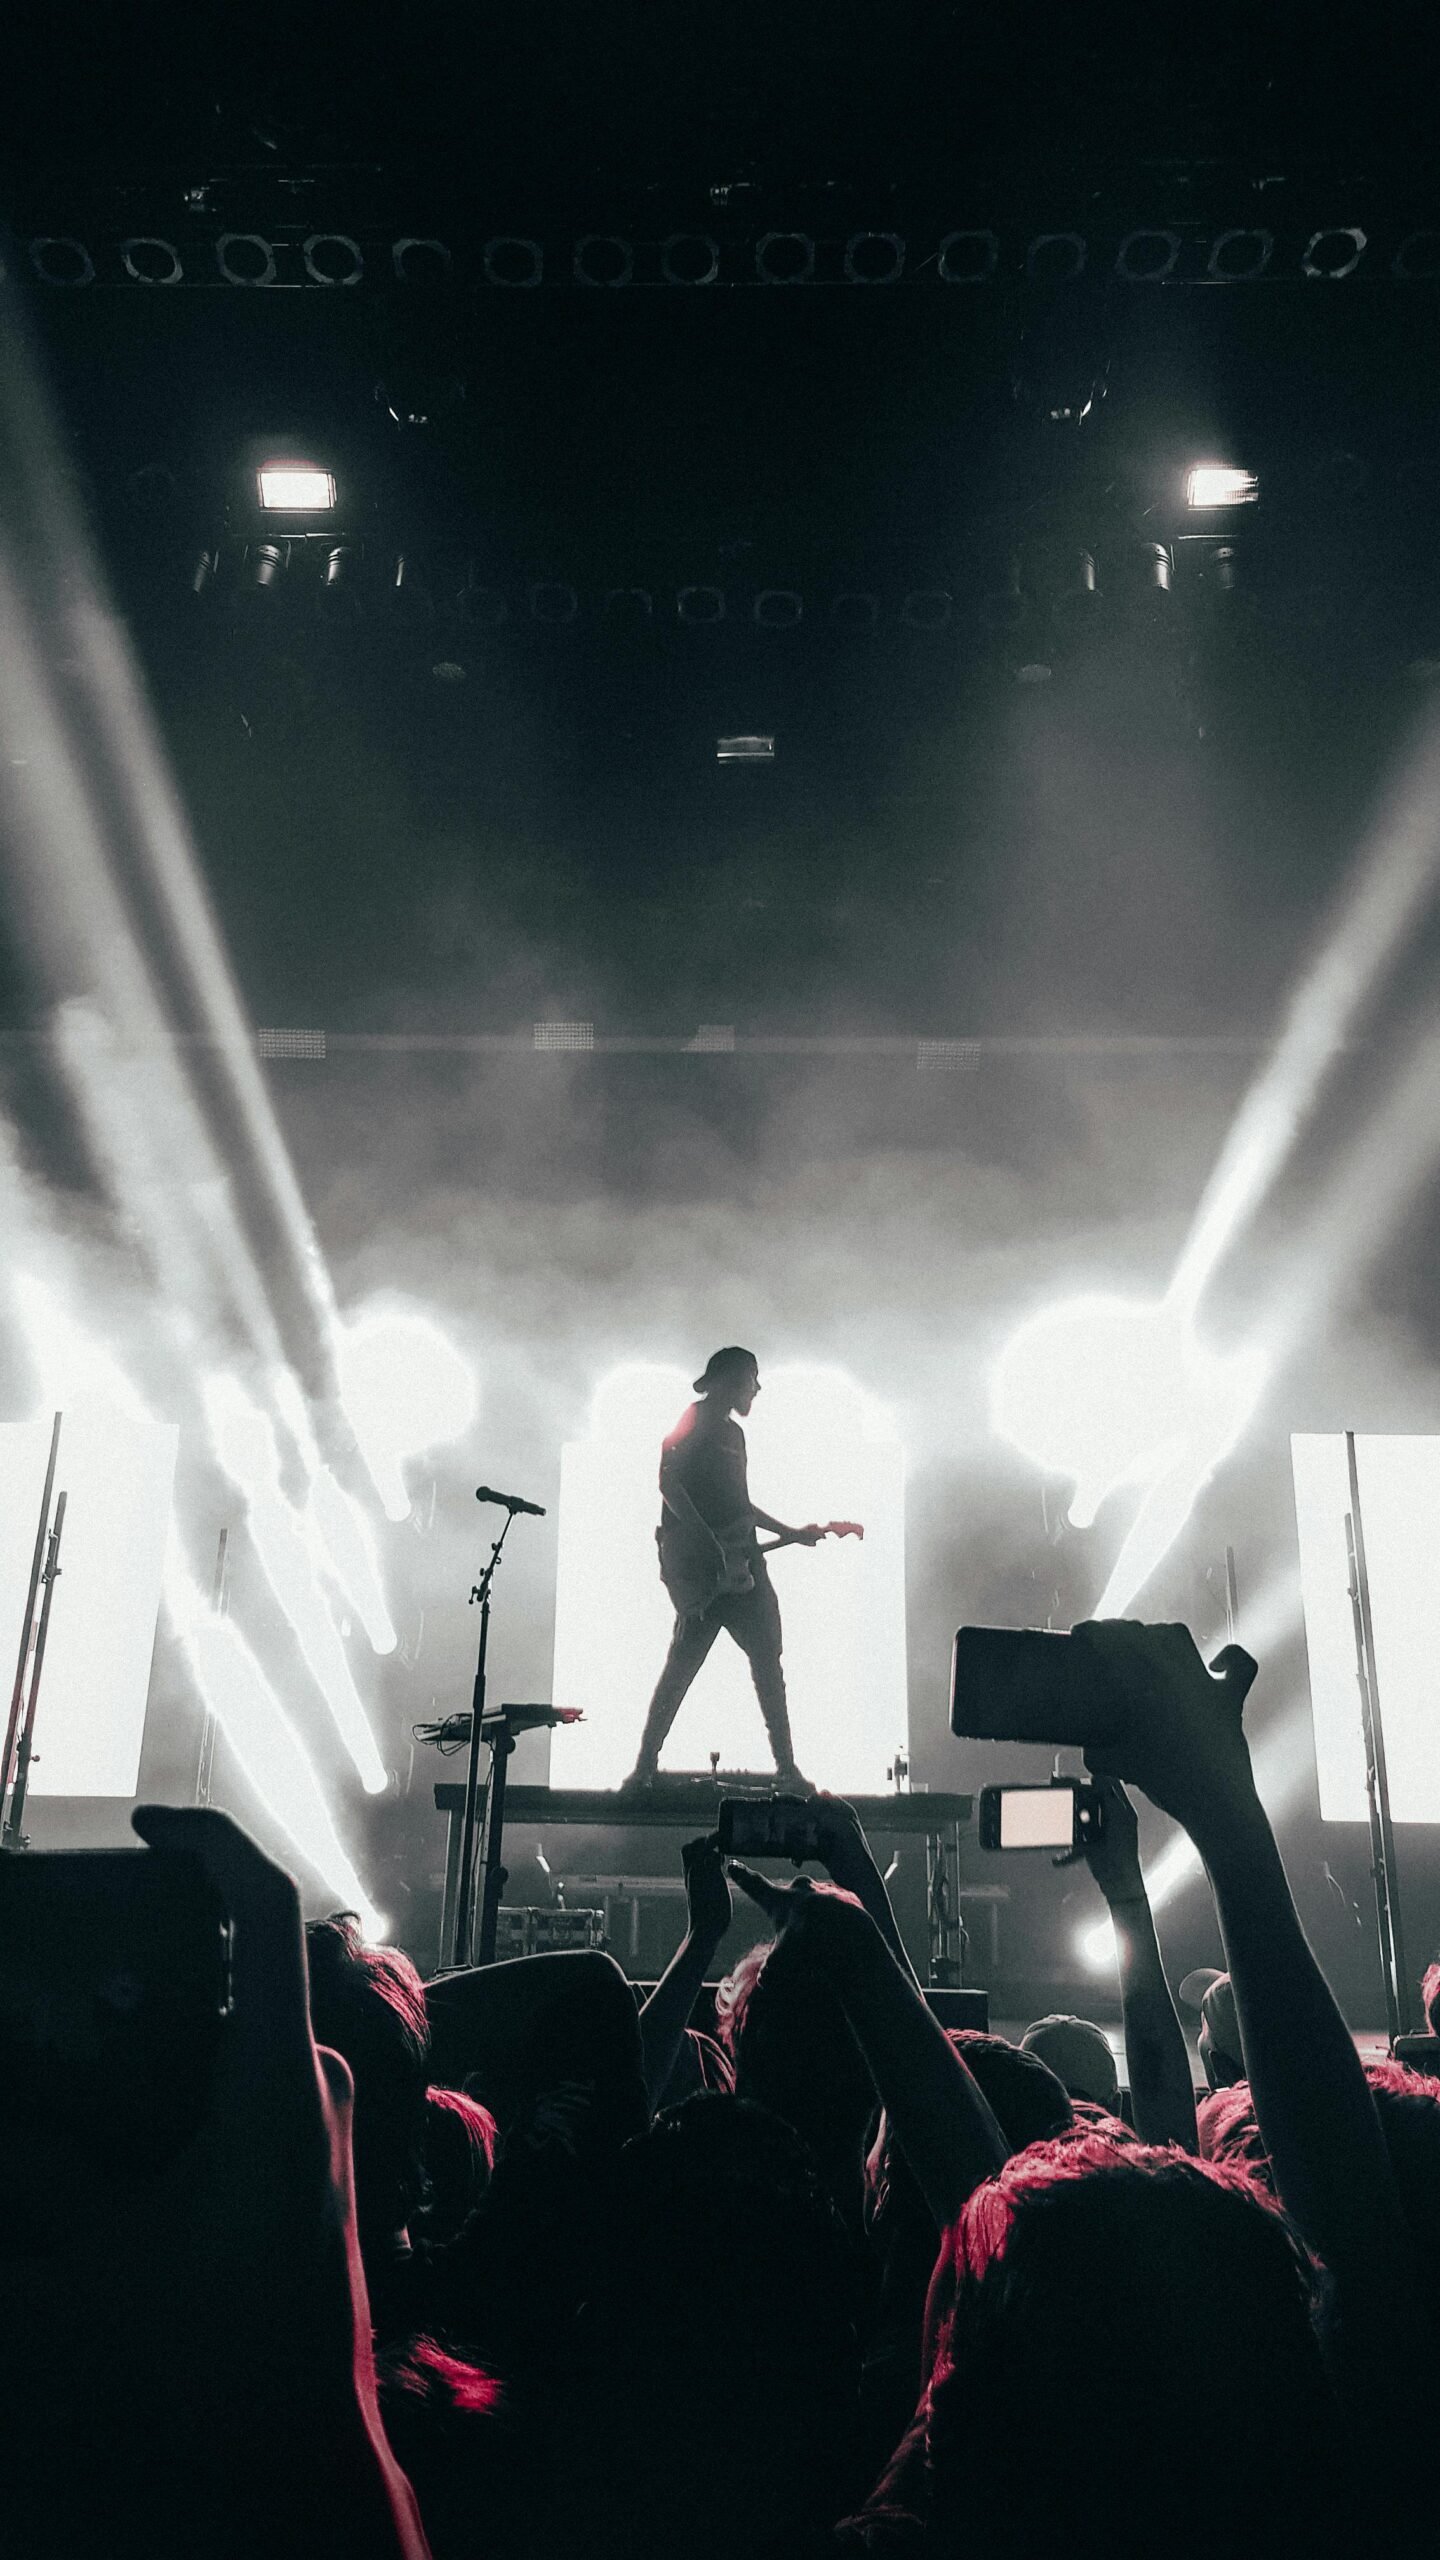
[202,1374,389,1794]
[1169,713,1440,1320]
[0,1257,383,1918]
[165,1559,384,1933]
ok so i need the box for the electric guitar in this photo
[658,1513,864,1620]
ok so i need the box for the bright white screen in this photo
[551,1362,907,1793]
[0,1404,177,1795]
[999,1787,1076,1849]
[1291,1433,1440,1823]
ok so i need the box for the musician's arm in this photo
[749,1504,793,1537]
[659,1467,727,1554]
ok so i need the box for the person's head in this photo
[1020,2013,1120,2109]
[1364,2058,1440,2303]
[424,1947,649,2157]
[693,1345,760,1415]
[415,2085,496,2248]
[1180,1965,1245,2088]
[951,2029,1075,2148]
[927,2135,1349,2559]
[716,1932,876,2207]
[866,2032,1072,2259]
[305,1914,431,2254]
[570,2094,863,2559]
[1196,2080,1273,2187]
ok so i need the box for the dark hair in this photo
[927,2135,1348,2559]
[305,1914,431,2247]
[718,1932,876,2200]
[1196,2081,1274,2187]
[569,2095,864,2558]
[415,2084,496,2248]
[950,2029,1075,2150]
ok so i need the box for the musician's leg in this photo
[723,1568,805,1782]
[628,1609,721,1780]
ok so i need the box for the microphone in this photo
[475,1484,547,1517]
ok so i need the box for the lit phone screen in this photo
[999,1788,1074,1849]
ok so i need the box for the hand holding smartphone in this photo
[977,1778,1105,1854]
[716,1795,823,1864]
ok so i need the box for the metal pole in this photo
[1343,1430,1411,2043]
[451,1579,493,1968]
[2,1412,61,1822]
[194,1526,230,1807]
[474,1724,516,1968]
[3,1489,67,1851]
[1224,1543,1240,1643]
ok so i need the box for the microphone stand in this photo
[451,1506,518,1968]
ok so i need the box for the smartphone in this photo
[0,1846,232,2170]
[978,1780,1105,1853]
[716,1795,824,1863]
[951,1627,1125,1748]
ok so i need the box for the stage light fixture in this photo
[258,463,336,512]
[248,541,287,589]
[1185,465,1259,510]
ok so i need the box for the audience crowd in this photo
[3,1618,1438,2556]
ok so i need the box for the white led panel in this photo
[552,1362,907,1793]
[0,1403,177,1796]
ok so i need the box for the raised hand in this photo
[725,1860,870,1962]
[1077,1775,1147,1906]
[681,1832,733,1949]
[1071,1620,1258,1853]
[805,1792,874,1889]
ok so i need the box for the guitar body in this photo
[657,1515,863,1620]
[657,1514,758,1619]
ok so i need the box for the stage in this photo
[434,1777,975,1982]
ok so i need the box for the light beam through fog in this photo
[3,1265,383,1913]
[165,1560,387,1936]
[201,1372,390,1793]
[991,1291,1265,1615]
[1078,1688,1313,1970]
[334,1303,479,1521]
[1171,709,1440,1316]
[995,706,1440,1613]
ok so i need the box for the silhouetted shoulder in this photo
[661,1401,705,1461]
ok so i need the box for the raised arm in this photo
[728,1868,1007,2230]
[1073,1622,1431,2409]
[637,1835,732,2111]
[811,1793,920,1986]
[1077,1777,1197,2150]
